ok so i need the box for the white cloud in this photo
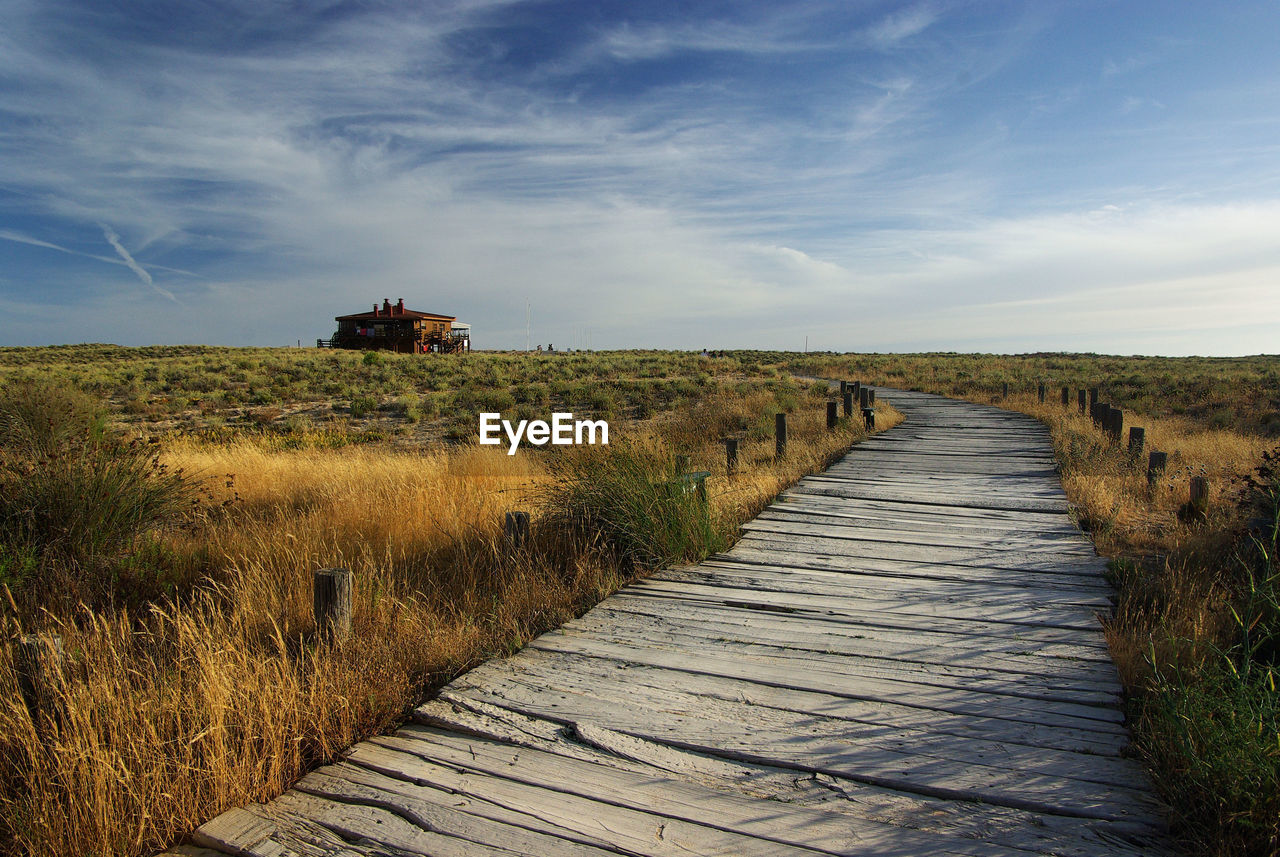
[867,4,939,48]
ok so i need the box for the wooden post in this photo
[674,454,689,474]
[1078,389,1087,414]
[850,381,861,403]
[1189,477,1210,518]
[859,387,870,409]
[842,390,853,417]
[724,437,738,474]
[1061,386,1069,406]
[1002,382,1009,400]
[1108,407,1124,442]
[1038,383,1045,403]
[775,412,787,458]
[15,634,64,728]
[863,407,875,430]
[313,568,353,643]
[826,400,838,430]
[839,379,848,397]
[1128,426,1145,458]
[1089,387,1099,407]
[1147,451,1168,487]
[868,388,876,406]
[504,510,530,550]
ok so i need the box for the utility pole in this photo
[525,298,531,352]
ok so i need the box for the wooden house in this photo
[320,298,471,353]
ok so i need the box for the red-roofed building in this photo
[320,298,471,353]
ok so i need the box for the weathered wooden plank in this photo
[431,687,1158,823]
[609,586,1113,653]
[349,733,1023,857]
[338,742,860,857]
[550,616,1123,706]
[739,517,1097,558]
[657,561,1116,611]
[729,533,1111,576]
[519,633,1129,731]
[391,716,1160,856]
[705,549,1114,594]
[569,599,1125,689]
[441,647,1128,755]
[439,661,1143,790]
[758,502,1085,539]
[292,766,631,856]
[786,481,1070,513]
[626,577,1108,633]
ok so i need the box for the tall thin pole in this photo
[525,298,531,352]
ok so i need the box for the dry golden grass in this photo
[1,386,895,857]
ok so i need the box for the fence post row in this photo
[313,567,353,643]
[504,510,530,550]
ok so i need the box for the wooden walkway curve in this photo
[170,389,1170,857]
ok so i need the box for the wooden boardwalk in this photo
[172,389,1169,857]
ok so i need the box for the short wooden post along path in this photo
[1148,450,1168,487]
[723,436,738,474]
[14,634,64,734]
[504,510,530,550]
[1128,426,1145,458]
[312,568,352,643]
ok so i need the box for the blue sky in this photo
[1,0,1278,354]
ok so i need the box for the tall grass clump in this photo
[1131,462,1280,855]
[0,380,194,603]
[546,442,725,572]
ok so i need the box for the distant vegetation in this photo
[0,344,1276,856]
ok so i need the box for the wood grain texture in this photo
[179,387,1170,856]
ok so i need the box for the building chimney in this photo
[372,303,379,316]
[396,298,404,314]
[383,298,392,315]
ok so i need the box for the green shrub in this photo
[545,443,724,572]
[0,379,195,596]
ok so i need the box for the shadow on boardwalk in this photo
[169,389,1169,857]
